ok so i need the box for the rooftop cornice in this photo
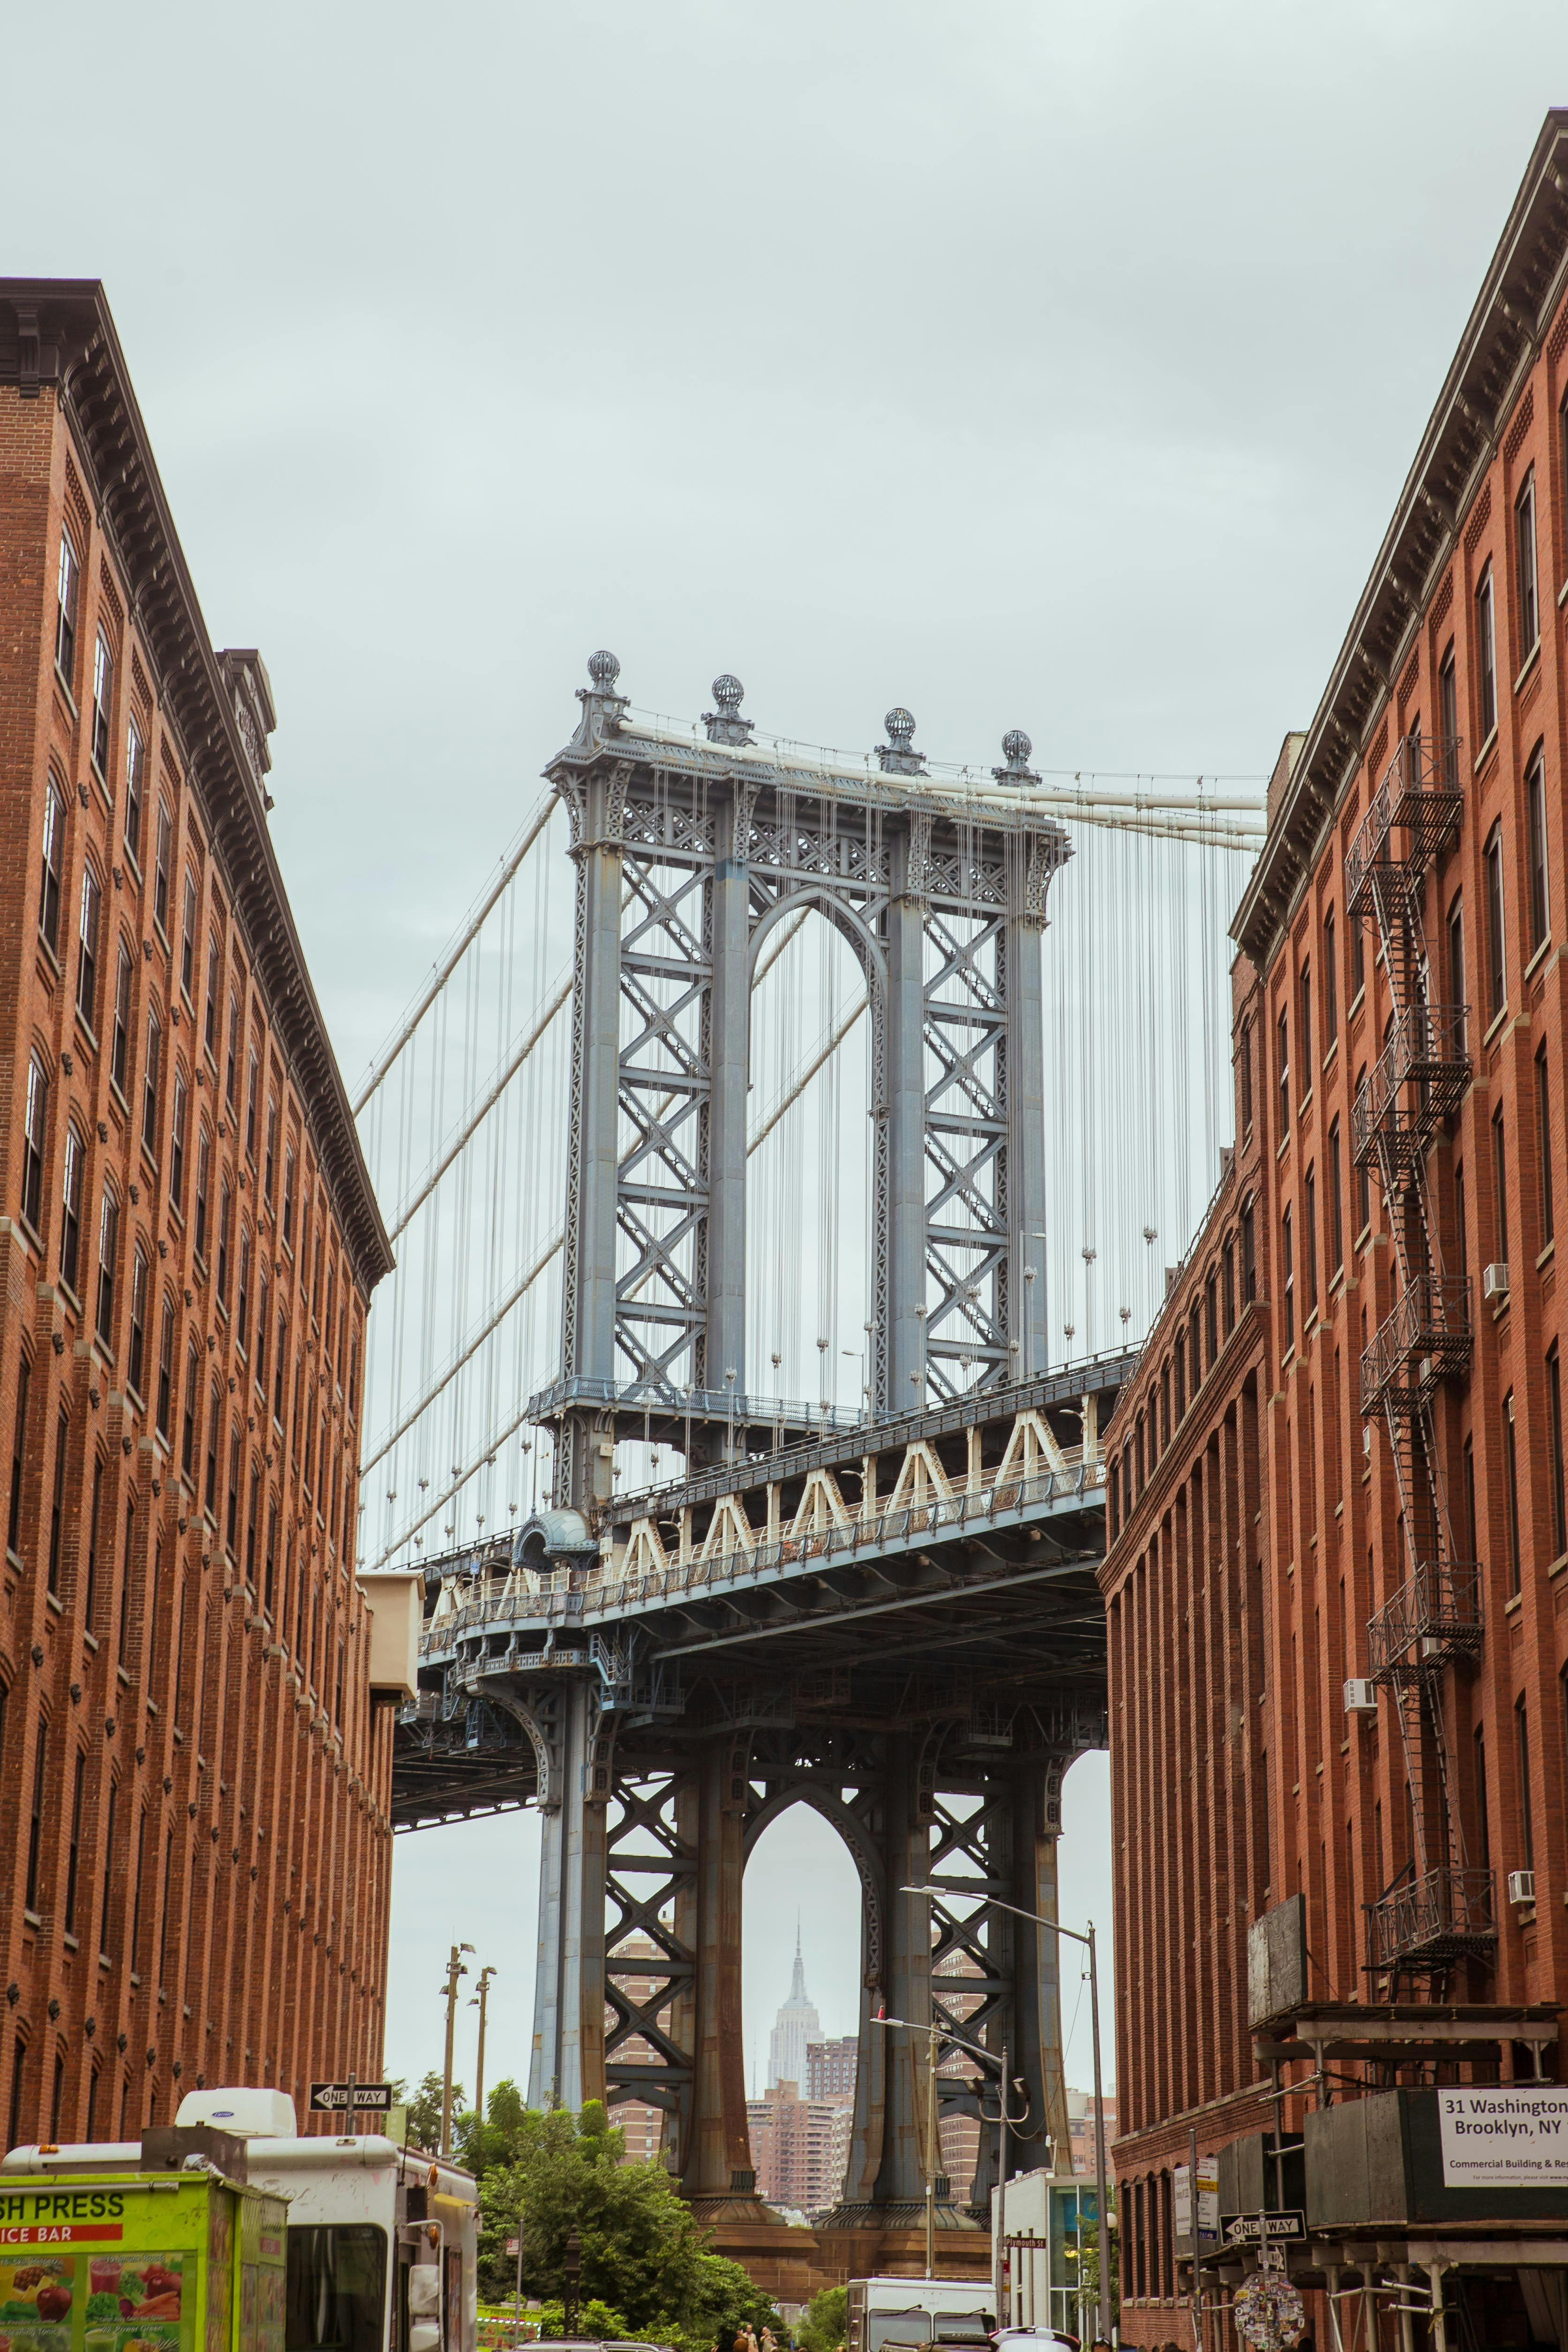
[0,279,393,1295]
[1232,109,1568,972]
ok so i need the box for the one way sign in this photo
[309,2082,393,2113]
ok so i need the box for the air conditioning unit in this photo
[1363,1425,1373,1455]
[1418,1357,1434,1386]
[1507,1869,1535,1906]
[1344,1678,1378,1714]
[1420,1636,1443,1658]
[1483,1262,1510,1302]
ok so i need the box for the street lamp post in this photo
[439,1942,475,2156]
[871,2013,1029,2317]
[903,1885,1112,2348]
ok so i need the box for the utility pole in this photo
[440,1941,475,2156]
[924,2014,938,2281]
[470,1965,497,2121]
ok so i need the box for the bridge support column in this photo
[1008,1752,1071,2172]
[1005,902,1048,1378]
[560,767,625,1510]
[869,1735,933,2207]
[705,791,749,1428]
[677,1740,755,2206]
[887,835,927,1406]
[527,1681,608,2112]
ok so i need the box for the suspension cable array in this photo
[354,695,1266,1568]
[1345,728,1490,1984]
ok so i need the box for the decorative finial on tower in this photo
[587,649,621,690]
[575,649,628,741]
[994,728,1040,786]
[702,672,754,747]
[876,705,926,776]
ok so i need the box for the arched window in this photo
[225,991,239,1107]
[38,782,64,954]
[236,1225,251,1355]
[60,1124,84,1295]
[141,1009,161,1156]
[216,1179,231,1304]
[226,1427,241,1553]
[181,1340,198,1478]
[169,1071,188,1211]
[91,631,114,777]
[20,1059,47,1233]
[95,1187,118,1346]
[124,716,144,866]
[76,864,101,1031]
[155,1296,174,1441]
[110,941,132,1095]
[204,933,219,1055]
[194,1127,211,1262]
[152,801,171,938]
[127,1246,149,1398]
[204,1383,220,1514]
[55,527,80,680]
[180,871,196,1000]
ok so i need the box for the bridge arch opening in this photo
[746,905,874,1417]
[741,1801,864,2126]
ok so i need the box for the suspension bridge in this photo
[358,655,1262,2283]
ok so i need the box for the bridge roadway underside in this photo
[391,1364,1125,2284]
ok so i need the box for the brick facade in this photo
[0,284,395,2146]
[1101,116,1568,2344]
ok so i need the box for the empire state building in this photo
[767,1927,822,2090]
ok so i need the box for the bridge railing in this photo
[425,1455,1107,1650]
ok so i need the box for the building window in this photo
[95,1189,117,1347]
[274,1315,287,1425]
[47,1410,67,1596]
[1549,1346,1567,1561]
[1503,1388,1521,1596]
[1240,1203,1255,1304]
[1455,1159,1468,1281]
[127,1246,149,1399]
[91,632,114,776]
[76,864,101,1032]
[21,1058,47,1234]
[169,1072,188,1212]
[226,1428,241,1554]
[282,1145,296,1245]
[60,1125,83,1295]
[1350,905,1365,999]
[97,1775,116,1960]
[1277,1006,1289,1132]
[1526,742,1550,951]
[8,1357,29,1557]
[111,942,131,1095]
[256,1273,270,1397]
[24,1716,46,1913]
[245,1468,260,1586]
[181,1341,198,1480]
[1282,1205,1294,1348]
[1298,960,1312,1087]
[56,528,79,680]
[264,1101,277,1202]
[1328,1118,1343,1276]
[205,1382,219,1515]
[1323,908,1337,1042]
[1447,890,1465,1054]
[1516,470,1539,658]
[1538,1045,1554,1249]
[194,1129,210,1263]
[204,933,219,1056]
[180,872,196,1000]
[124,715,144,866]
[1493,1107,1509,1267]
[1477,565,1497,741]
[39,782,64,954]
[141,1009,161,1157]
[245,1048,259,1162]
[1439,643,1458,780]
[216,1180,231,1305]
[1354,1069,1370,1234]
[84,1457,103,1631]
[155,1298,173,1441]
[1485,823,1506,1018]
[64,1749,86,1935]
[152,803,171,937]
[225,992,239,1107]
[1516,1695,1534,1873]
[1304,1165,1318,1315]
[236,1228,251,1356]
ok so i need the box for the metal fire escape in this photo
[1344,729,1493,1984]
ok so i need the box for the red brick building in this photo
[0,282,399,2146]
[1102,117,1568,2344]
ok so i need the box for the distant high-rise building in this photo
[767,1926,822,2090]
[807,2035,858,2099]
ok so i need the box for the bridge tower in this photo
[450,657,1101,2261]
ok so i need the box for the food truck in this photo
[2,2094,477,2352]
[0,2139,286,2352]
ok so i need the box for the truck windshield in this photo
[869,2317,933,2351]
[287,2224,388,2352]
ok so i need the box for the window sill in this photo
[107,1075,129,1123]
[1539,1241,1556,1271]
[1474,724,1500,776]
[1526,934,1553,982]
[1321,1037,1338,1078]
[1505,1590,1523,1615]
[151,917,170,958]
[45,1591,62,1616]
[82,1630,98,1653]
[54,665,78,717]
[1483,1003,1510,1048]
[62,1930,78,1952]
[74,1011,99,1062]
[58,1275,82,1319]
[38,933,62,982]
[124,1382,145,1417]
[1515,640,1542,696]
[122,845,143,890]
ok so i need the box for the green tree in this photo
[797,2284,847,2352]
[396,2071,458,2154]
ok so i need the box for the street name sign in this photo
[309,2082,394,2113]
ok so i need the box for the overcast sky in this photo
[10,0,1568,2117]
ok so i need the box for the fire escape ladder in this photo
[1344,729,1492,1982]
